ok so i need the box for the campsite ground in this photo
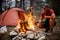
[45,16,60,40]
[0,16,60,40]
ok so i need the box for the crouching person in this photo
[38,4,56,32]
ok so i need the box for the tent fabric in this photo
[0,8,25,26]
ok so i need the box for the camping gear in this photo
[0,8,25,26]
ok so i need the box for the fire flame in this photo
[25,12,35,30]
[17,7,35,34]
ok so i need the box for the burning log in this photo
[19,20,28,34]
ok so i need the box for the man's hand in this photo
[38,20,42,28]
[39,20,41,23]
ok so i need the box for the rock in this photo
[12,36,18,40]
[14,27,19,33]
[18,33,26,37]
[0,26,7,33]
[34,31,46,40]
[9,31,17,36]
[34,32,40,39]
[38,36,45,40]
[46,33,52,36]
[53,26,60,33]
[27,32,35,39]
[26,31,33,35]
[40,32,46,36]
[12,36,23,40]
[18,36,23,40]
[26,39,30,40]
[21,38,26,40]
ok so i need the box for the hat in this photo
[43,4,49,8]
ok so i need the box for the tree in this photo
[0,0,3,13]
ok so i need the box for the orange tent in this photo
[0,8,25,26]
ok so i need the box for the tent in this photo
[0,8,25,26]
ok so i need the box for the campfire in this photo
[9,7,46,40]
[9,12,46,40]
[16,12,35,34]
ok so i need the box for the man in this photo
[38,4,56,32]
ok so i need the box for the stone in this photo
[21,38,26,40]
[26,39,30,40]
[12,35,23,40]
[18,33,26,37]
[0,26,7,33]
[26,31,33,35]
[14,27,19,33]
[38,36,45,40]
[34,32,41,39]
[18,36,23,39]
[27,32,35,39]
[9,31,17,36]
[12,36,18,40]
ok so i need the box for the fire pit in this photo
[9,12,46,40]
[9,28,46,40]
